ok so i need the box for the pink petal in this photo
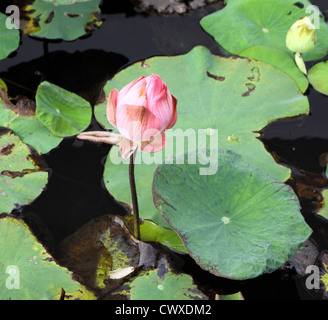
[118,76,145,99]
[119,136,137,159]
[106,89,118,127]
[116,104,163,142]
[165,94,178,129]
[118,77,147,107]
[145,74,166,101]
[140,132,167,153]
[146,87,177,131]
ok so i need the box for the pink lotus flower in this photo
[107,74,177,159]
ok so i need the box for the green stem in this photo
[0,77,35,94]
[129,151,140,240]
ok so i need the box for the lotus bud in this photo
[107,74,177,159]
[286,16,317,54]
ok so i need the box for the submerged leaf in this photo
[56,215,157,290]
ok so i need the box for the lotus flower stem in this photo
[129,150,140,240]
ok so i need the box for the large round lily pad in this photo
[152,149,312,280]
[0,215,96,300]
[36,81,92,138]
[0,128,48,214]
[200,0,328,61]
[308,60,328,96]
[19,0,102,41]
[0,12,20,60]
[100,46,308,229]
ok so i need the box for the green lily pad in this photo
[239,45,308,93]
[0,79,8,91]
[152,149,312,280]
[20,0,102,41]
[112,264,208,300]
[308,60,328,95]
[200,0,328,61]
[36,81,92,138]
[0,12,20,60]
[101,46,308,229]
[317,189,328,219]
[0,128,48,214]
[0,215,96,300]
[123,214,188,254]
[0,88,63,154]
[217,292,244,300]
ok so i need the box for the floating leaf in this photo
[36,81,92,138]
[0,128,48,214]
[19,0,102,41]
[101,46,308,228]
[152,149,312,280]
[0,215,96,300]
[112,264,208,300]
[200,0,328,61]
[317,189,328,219]
[239,45,308,93]
[0,12,20,60]
[216,292,244,300]
[0,88,63,154]
[308,61,328,96]
[123,214,188,254]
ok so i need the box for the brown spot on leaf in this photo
[44,9,55,24]
[205,70,225,81]
[64,13,83,18]
[0,144,15,156]
[242,83,256,97]
[85,11,102,33]
[1,170,25,178]
[247,67,260,82]
[293,2,304,9]
[0,128,11,137]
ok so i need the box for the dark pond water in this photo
[1,0,328,300]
